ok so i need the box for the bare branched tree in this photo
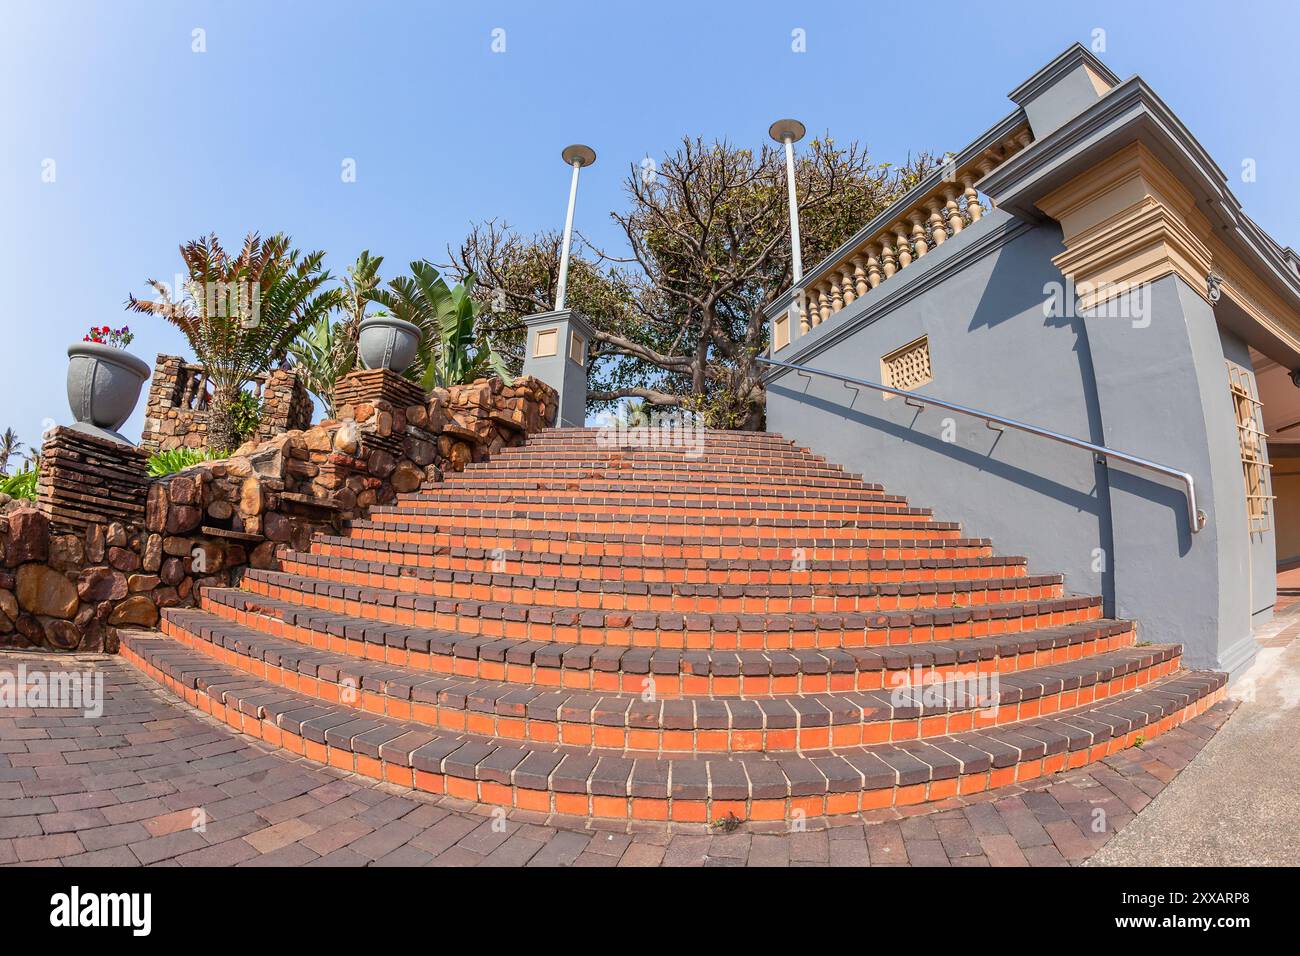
[444,136,935,428]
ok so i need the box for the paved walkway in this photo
[2,651,1249,867]
[1089,601,1300,866]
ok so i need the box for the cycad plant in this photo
[367,261,510,390]
[287,251,383,415]
[127,232,340,453]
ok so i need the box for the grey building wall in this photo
[765,209,1259,676]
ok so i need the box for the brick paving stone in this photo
[788,829,830,862]
[346,819,421,860]
[584,831,632,858]
[15,831,85,861]
[1023,843,1070,867]
[525,830,591,867]
[62,846,141,867]
[1042,819,1095,861]
[143,807,203,837]
[175,838,261,867]
[255,793,323,826]
[661,834,710,867]
[979,833,1030,867]
[0,816,43,839]
[374,844,437,867]
[306,848,370,867]
[619,841,668,867]
[427,845,486,866]
[747,833,791,867]
[129,829,207,864]
[481,834,546,867]
[706,832,751,860]
[865,821,907,864]
[80,821,150,852]
[38,808,111,833]
[302,818,375,855]
[903,838,950,867]
[408,814,479,856]
[244,818,320,854]
[993,797,1054,848]
[933,816,984,859]
[236,842,319,866]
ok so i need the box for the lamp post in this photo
[769,119,807,284]
[555,144,596,311]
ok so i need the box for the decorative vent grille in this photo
[1228,363,1272,533]
[881,336,933,396]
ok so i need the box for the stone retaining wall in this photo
[0,372,557,653]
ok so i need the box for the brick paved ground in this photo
[0,651,1245,867]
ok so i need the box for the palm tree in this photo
[287,251,383,416]
[368,261,510,390]
[0,428,21,476]
[127,232,341,453]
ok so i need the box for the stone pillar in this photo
[36,426,150,534]
[139,354,185,452]
[332,367,427,414]
[520,309,594,428]
[255,366,312,443]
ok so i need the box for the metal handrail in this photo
[757,355,1207,533]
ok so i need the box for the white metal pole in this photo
[555,159,582,311]
[783,136,803,284]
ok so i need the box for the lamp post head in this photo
[561,144,597,168]
[768,119,806,145]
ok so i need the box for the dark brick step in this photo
[523,444,810,456]
[337,523,998,562]
[121,630,1227,821]
[171,600,1139,694]
[435,476,908,504]
[260,560,1064,614]
[391,492,927,519]
[153,609,1180,753]
[528,428,796,444]
[448,469,883,492]
[306,536,1028,584]
[355,511,963,541]
[206,581,1106,651]
[465,460,862,480]
[491,448,833,466]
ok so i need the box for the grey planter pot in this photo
[66,342,152,445]
[357,315,422,374]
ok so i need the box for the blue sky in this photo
[1,0,1297,454]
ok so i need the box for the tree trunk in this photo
[207,381,240,456]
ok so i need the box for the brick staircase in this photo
[120,428,1227,824]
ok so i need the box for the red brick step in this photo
[177,597,1137,695]
[149,610,1182,754]
[121,630,1226,822]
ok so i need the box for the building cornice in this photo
[1007,42,1122,106]
[980,77,1300,355]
